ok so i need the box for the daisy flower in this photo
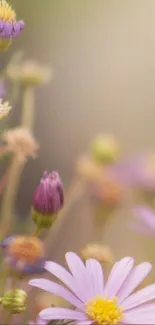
[30,252,155,325]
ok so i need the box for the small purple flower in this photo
[0,1,25,50]
[0,235,45,275]
[30,252,155,325]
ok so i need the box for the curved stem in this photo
[21,86,35,130]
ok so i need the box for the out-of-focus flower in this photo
[90,169,124,208]
[0,98,11,119]
[6,59,52,86]
[81,244,114,264]
[91,134,120,164]
[76,155,103,182]
[2,127,39,161]
[112,155,155,192]
[0,0,24,51]
[1,289,27,314]
[30,252,155,325]
[32,171,64,230]
[132,206,155,236]
[1,235,45,275]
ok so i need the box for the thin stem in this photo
[33,227,41,237]
[21,86,35,130]
[0,157,24,239]
[0,85,35,239]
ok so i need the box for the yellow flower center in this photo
[86,296,123,325]
[0,0,16,23]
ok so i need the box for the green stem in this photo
[21,86,35,130]
[33,226,41,237]
[0,85,35,239]
[0,158,24,238]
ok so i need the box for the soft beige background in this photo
[2,0,155,275]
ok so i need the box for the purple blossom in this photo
[30,252,155,325]
[0,19,24,38]
[33,171,64,216]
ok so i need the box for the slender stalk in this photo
[0,85,35,238]
[21,86,35,130]
[33,226,41,237]
[0,158,24,239]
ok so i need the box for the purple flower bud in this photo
[32,171,64,229]
[33,171,64,215]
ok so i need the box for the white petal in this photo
[104,257,134,298]
[45,260,83,302]
[86,258,104,297]
[123,283,155,310]
[118,262,152,303]
[65,252,91,302]
[29,278,84,310]
[39,307,87,321]
[123,304,155,324]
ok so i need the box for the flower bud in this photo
[91,134,120,164]
[2,289,27,314]
[32,171,64,230]
[1,235,45,275]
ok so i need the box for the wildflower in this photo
[32,171,64,230]
[0,98,11,119]
[0,0,24,51]
[30,252,155,325]
[132,206,155,236]
[81,244,114,264]
[2,127,39,161]
[1,289,27,314]
[91,134,120,164]
[90,169,124,208]
[76,155,103,182]
[1,235,45,275]
[6,59,52,86]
